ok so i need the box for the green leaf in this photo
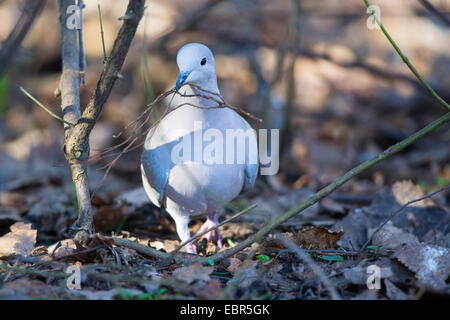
[319,255,345,262]
[256,254,270,262]
[227,238,236,247]
[0,73,9,116]
[436,176,448,188]
[137,293,155,300]
[116,288,134,300]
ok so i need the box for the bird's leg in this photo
[194,212,222,248]
[195,218,214,239]
[210,211,223,248]
[173,215,197,254]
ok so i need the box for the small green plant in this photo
[319,255,345,262]
[137,288,167,300]
[256,254,270,262]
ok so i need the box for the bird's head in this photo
[175,43,218,92]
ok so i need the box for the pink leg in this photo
[195,211,223,248]
[209,211,223,248]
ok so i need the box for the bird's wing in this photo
[141,128,172,208]
[242,120,259,192]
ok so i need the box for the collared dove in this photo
[141,43,258,254]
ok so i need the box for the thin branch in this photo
[77,0,87,85]
[169,204,258,257]
[111,237,171,261]
[214,32,450,101]
[364,0,449,111]
[283,0,301,149]
[217,242,260,300]
[362,184,450,249]
[98,4,107,63]
[418,0,450,27]
[0,0,46,77]
[276,233,341,300]
[18,84,75,126]
[149,0,227,50]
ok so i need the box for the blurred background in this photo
[0,0,449,241]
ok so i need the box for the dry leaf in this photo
[384,279,409,300]
[295,226,344,249]
[47,239,77,258]
[393,243,449,292]
[172,262,213,284]
[227,257,243,274]
[0,222,37,258]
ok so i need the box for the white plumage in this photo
[141,43,258,254]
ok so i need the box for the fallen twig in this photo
[362,184,450,249]
[276,233,341,300]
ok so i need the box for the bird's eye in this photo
[200,57,207,66]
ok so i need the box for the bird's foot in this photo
[186,242,197,255]
[198,211,223,248]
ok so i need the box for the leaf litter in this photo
[0,177,448,300]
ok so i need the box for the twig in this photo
[283,0,301,149]
[362,184,450,249]
[364,0,449,111]
[98,4,107,63]
[217,242,260,300]
[149,0,227,50]
[215,32,450,100]
[92,83,261,191]
[110,204,258,263]
[18,84,75,126]
[188,83,263,122]
[0,0,45,77]
[169,204,258,257]
[276,233,341,300]
[78,0,87,85]
[418,0,450,27]
[275,248,360,258]
[111,237,171,261]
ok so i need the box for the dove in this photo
[141,43,258,254]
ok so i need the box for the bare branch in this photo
[18,84,75,126]
[0,0,46,77]
[418,0,450,27]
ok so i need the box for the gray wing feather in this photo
[243,127,259,191]
[243,163,258,191]
[141,149,169,207]
[140,126,173,207]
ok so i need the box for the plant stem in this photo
[98,4,107,63]
[18,84,75,126]
[363,0,449,110]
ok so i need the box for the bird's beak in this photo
[175,71,190,91]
